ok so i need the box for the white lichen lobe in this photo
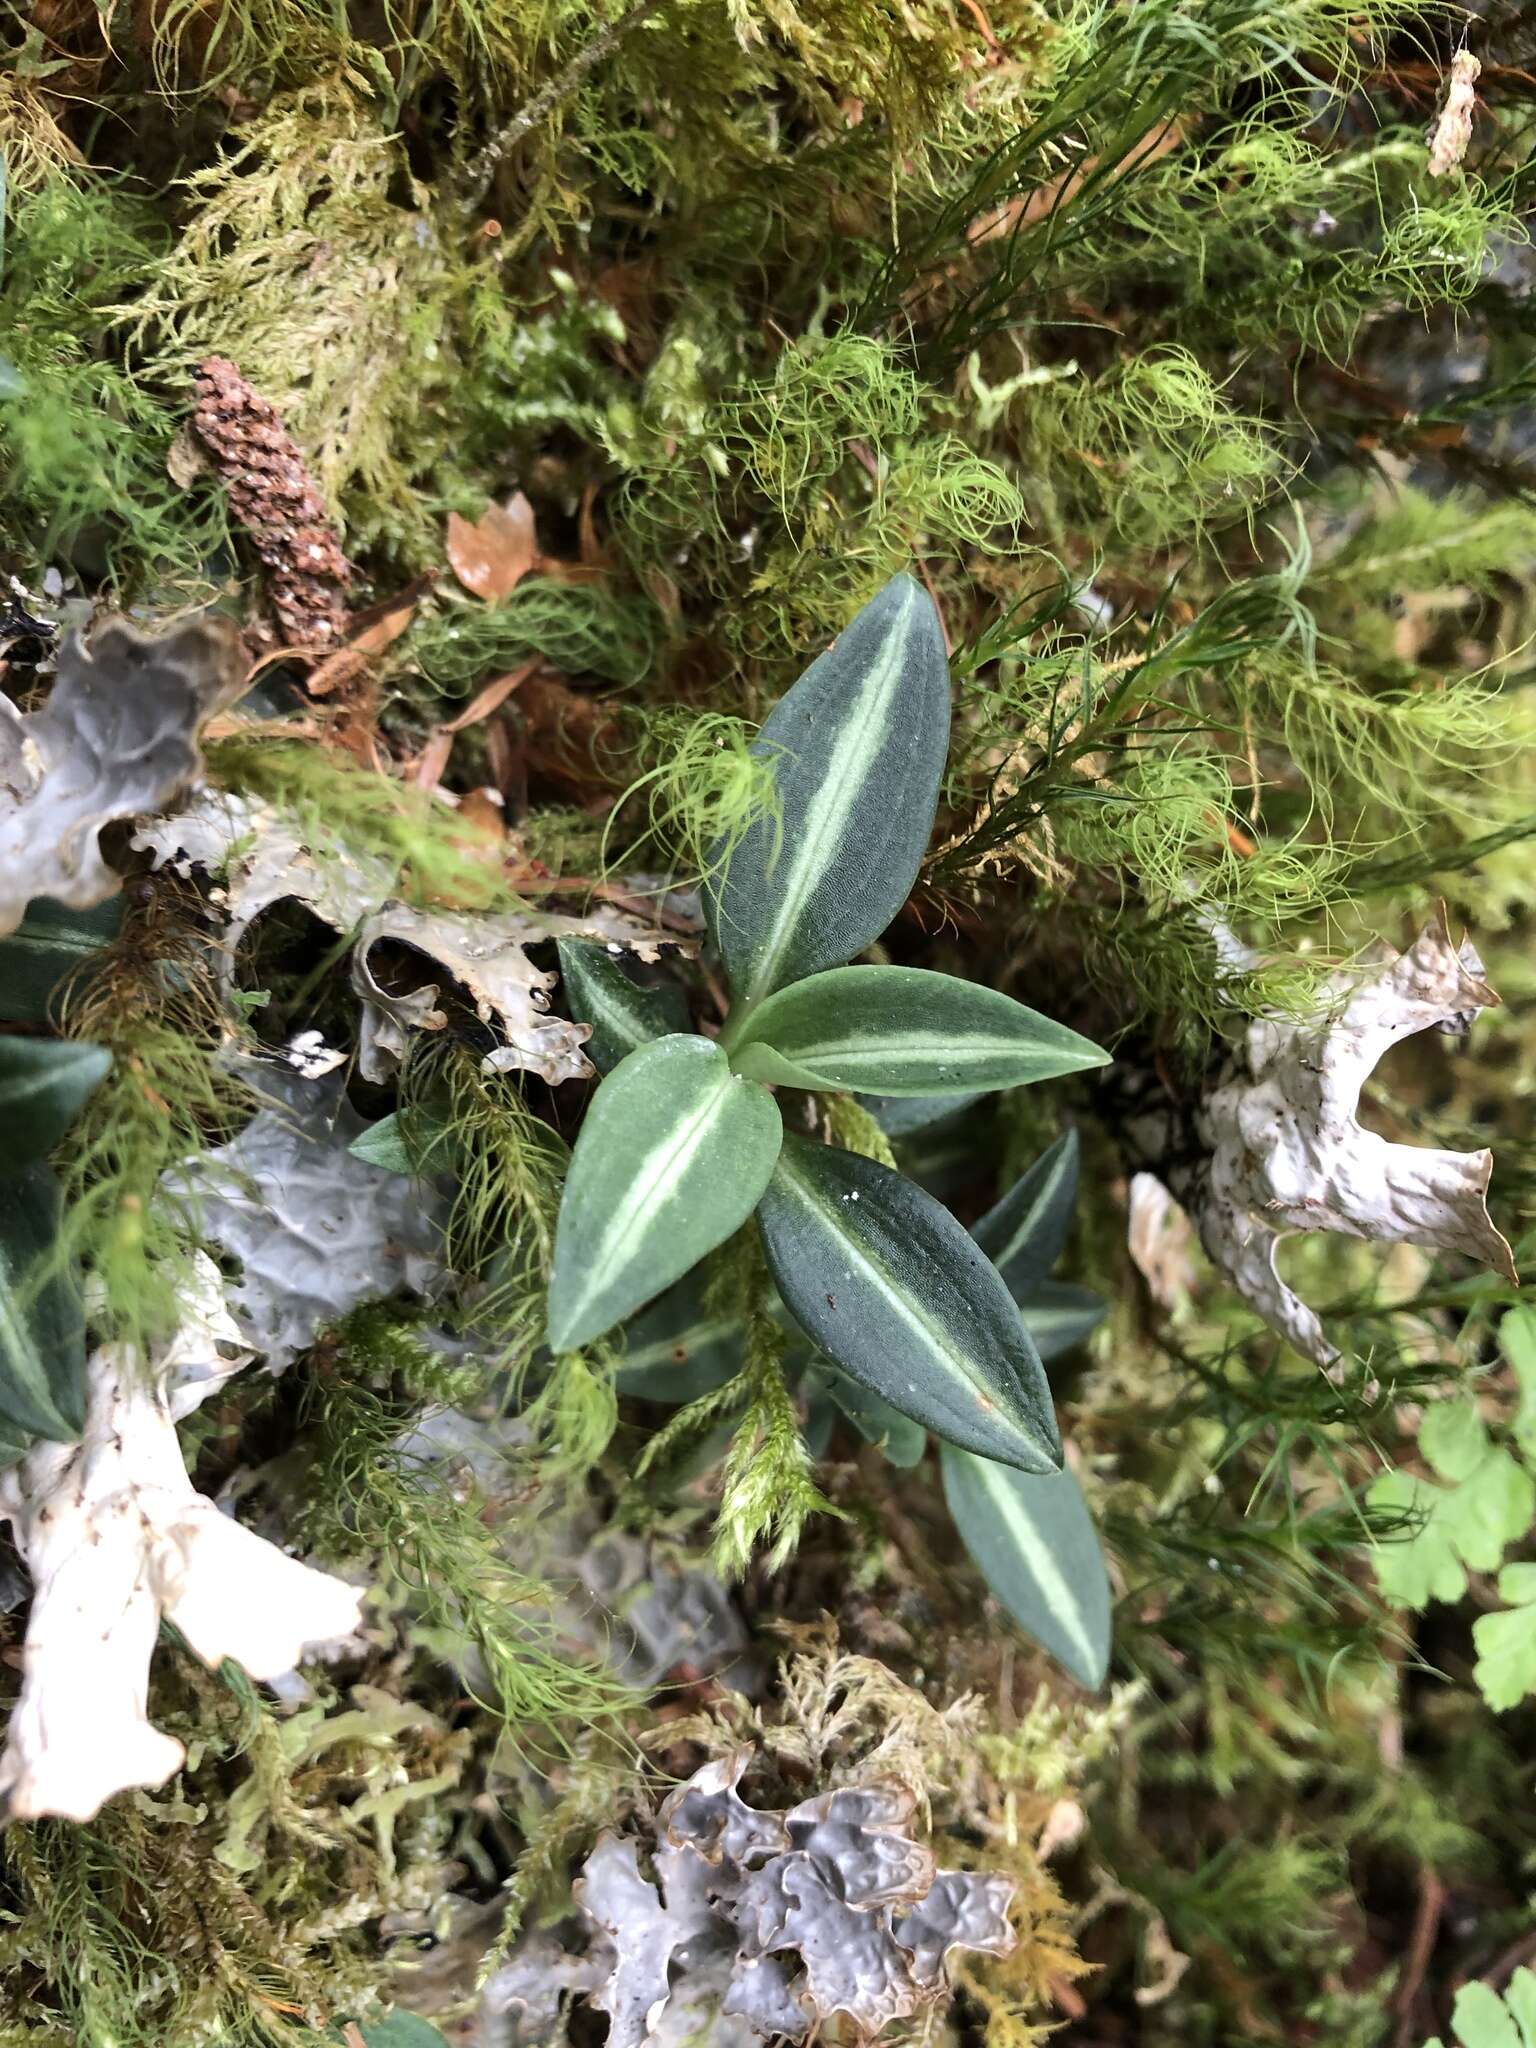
[1193,912,1515,1365]
[0,1260,361,1822]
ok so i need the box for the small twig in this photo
[914,558,953,657]
[1392,1865,1446,2048]
[1481,1923,1536,1993]
[457,0,670,212]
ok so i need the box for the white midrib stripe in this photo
[624,1316,739,1372]
[744,605,907,1004]
[585,978,649,1056]
[990,1172,1067,1268]
[574,1071,727,1311]
[779,1157,995,1425]
[980,1462,1095,1670]
[784,1031,1032,1068]
[0,1265,47,1414]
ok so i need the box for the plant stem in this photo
[456,0,671,213]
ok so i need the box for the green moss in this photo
[0,180,227,596]
[52,894,247,1350]
[402,583,662,700]
[610,331,1028,659]
[0,1656,454,2046]
[295,1307,633,1741]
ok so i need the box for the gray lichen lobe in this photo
[0,616,245,936]
[163,1065,446,1368]
[571,1747,1015,2043]
[135,786,688,1084]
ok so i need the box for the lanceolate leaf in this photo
[730,966,1109,1096]
[0,1036,112,1173]
[864,1091,983,1138]
[709,577,950,1013]
[973,1131,1083,1303]
[347,1114,415,1175]
[756,1135,1060,1472]
[557,937,689,1074]
[347,1105,459,1177]
[815,1365,928,1467]
[0,897,122,1028]
[1021,1280,1108,1361]
[548,1036,782,1352]
[0,1163,87,1442]
[616,1277,746,1402]
[941,1442,1111,1688]
[351,2015,452,2048]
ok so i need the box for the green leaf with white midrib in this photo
[556,937,688,1074]
[756,1134,1060,1472]
[708,575,950,1014]
[0,1036,112,1172]
[863,1091,983,1138]
[0,898,122,1028]
[730,966,1109,1095]
[615,1277,747,1402]
[941,1442,1111,1688]
[973,1129,1082,1301]
[0,1163,87,1442]
[1020,1280,1107,1361]
[547,1035,782,1352]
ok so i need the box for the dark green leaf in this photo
[941,1442,1111,1687]
[814,1365,928,1467]
[548,1035,782,1351]
[557,936,689,1074]
[973,1130,1082,1302]
[756,1135,1060,1472]
[803,1383,838,1460]
[0,1163,87,1441]
[0,897,122,1027]
[1021,1280,1107,1361]
[346,1105,458,1177]
[731,967,1108,1095]
[350,2016,451,2048]
[709,576,949,1012]
[863,1091,984,1138]
[0,1036,112,1172]
[616,1278,746,1401]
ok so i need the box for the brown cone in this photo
[191,356,353,652]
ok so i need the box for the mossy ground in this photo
[3,0,1536,2042]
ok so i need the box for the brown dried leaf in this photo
[348,584,427,655]
[458,788,507,839]
[166,423,211,491]
[447,493,539,602]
